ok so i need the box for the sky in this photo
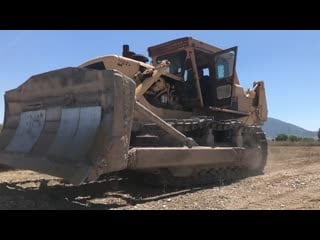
[0,30,319,131]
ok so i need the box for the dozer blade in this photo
[0,67,135,184]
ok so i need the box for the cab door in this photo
[211,47,237,107]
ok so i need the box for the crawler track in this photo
[138,119,268,187]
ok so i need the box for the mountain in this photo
[262,117,317,139]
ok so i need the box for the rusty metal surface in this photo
[5,110,46,153]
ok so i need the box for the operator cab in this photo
[148,37,237,111]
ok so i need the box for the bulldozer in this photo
[0,37,268,187]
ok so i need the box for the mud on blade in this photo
[0,67,135,184]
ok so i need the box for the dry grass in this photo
[269,140,320,147]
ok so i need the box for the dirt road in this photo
[0,145,320,210]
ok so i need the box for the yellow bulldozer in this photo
[0,37,268,187]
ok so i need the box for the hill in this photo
[262,117,317,139]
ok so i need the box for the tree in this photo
[288,135,299,142]
[318,128,320,141]
[302,137,314,142]
[275,134,288,141]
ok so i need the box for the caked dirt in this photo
[0,145,320,210]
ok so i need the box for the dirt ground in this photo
[0,145,320,210]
